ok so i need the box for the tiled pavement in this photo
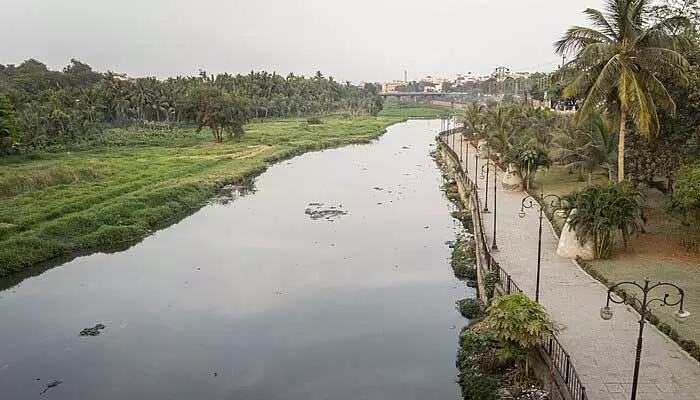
[447,135,700,400]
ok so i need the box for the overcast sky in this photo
[0,0,605,82]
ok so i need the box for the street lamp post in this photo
[480,163,491,214]
[600,280,690,400]
[518,188,563,302]
[473,153,479,190]
[480,161,498,250]
[465,136,469,174]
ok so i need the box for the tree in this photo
[553,112,618,183]
[186,85,248,142]
[674,161,700,224]
[562,182,645,257]
[462,102,485,143]
[482,293,558,375]
[484,106,517,156]
[507,144,551,190]
[0,93,19,154]
[555,0,691,182]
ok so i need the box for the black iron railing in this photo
[437,131,588,400]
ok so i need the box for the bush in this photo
[456,328,501,400]
[563,182,644,258]
[484,272,498,300]
[458,298,482,319]
[675,161,700,224]
[483,293,558,361]
[307,117,323,125]
[451,240,476,280]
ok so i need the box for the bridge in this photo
[378,92,486,103]
[378,91,475,98]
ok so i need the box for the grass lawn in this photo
[532,165,700,347]
[0,116,416,276]
[378,101,458,118]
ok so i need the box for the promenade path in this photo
[446,134,700,400]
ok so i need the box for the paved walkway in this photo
[446,135,700,400]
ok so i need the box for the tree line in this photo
[0,59,384,151]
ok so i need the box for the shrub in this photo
[675,161,700,224]
[483,293,558,361]
[458,298,482,319]
[484,272,498,300]
[563,182,644,258]
[307,117,323,125]
[451,241,476,280]
[456,328,501,400]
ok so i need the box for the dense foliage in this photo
[562,183,645,258]
[482,293,558,362]
[555,0,691,182]
[675,161,700,224]
[0,59,384,151]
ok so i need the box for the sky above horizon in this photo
[0,0,606,82]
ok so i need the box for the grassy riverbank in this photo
[0,101,452,276]
[1,116,412,276]
[378,101,458,118]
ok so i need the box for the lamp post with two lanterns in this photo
[600,280,690,400]
[518,189,564,303]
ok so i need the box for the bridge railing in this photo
[437,130,588,400]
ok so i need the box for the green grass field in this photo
[0,103,447,276]
[378,101,458,118]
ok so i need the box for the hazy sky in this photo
[0,0,605,82]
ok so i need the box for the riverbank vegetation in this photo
[456,293,555,400]
[378,100,458,118]
[0,59,454,275]
[457,0,700,362]
[0,117,404,276]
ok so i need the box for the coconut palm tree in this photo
[553,113,618,183]
[484,106,519,157]
[554,0,690,182]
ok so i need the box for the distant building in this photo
[382,80,405,93]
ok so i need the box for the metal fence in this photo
[437,131,588,400]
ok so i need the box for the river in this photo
[0,119,469,399]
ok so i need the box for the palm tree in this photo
[462,102,485,144]
[554,0,690,182]
[484,106,519,157]
[553,113,618,183]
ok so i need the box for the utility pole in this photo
[560,55,567,82]
[492,66,509,107]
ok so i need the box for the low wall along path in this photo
[443,132,700,400]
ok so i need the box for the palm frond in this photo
[583,8,619,38]
[576,55,623,123]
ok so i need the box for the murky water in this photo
[0,120,470,399]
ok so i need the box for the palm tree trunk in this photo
[588,171,593,184]
[618,106,627,182]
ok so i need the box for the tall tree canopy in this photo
[555,0,690,182]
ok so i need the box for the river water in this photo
[0,120,469,399]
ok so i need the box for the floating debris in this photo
[40,380,63,395]
[79,324,106,337]
[305,203,347,221]
[373,187,384,191]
